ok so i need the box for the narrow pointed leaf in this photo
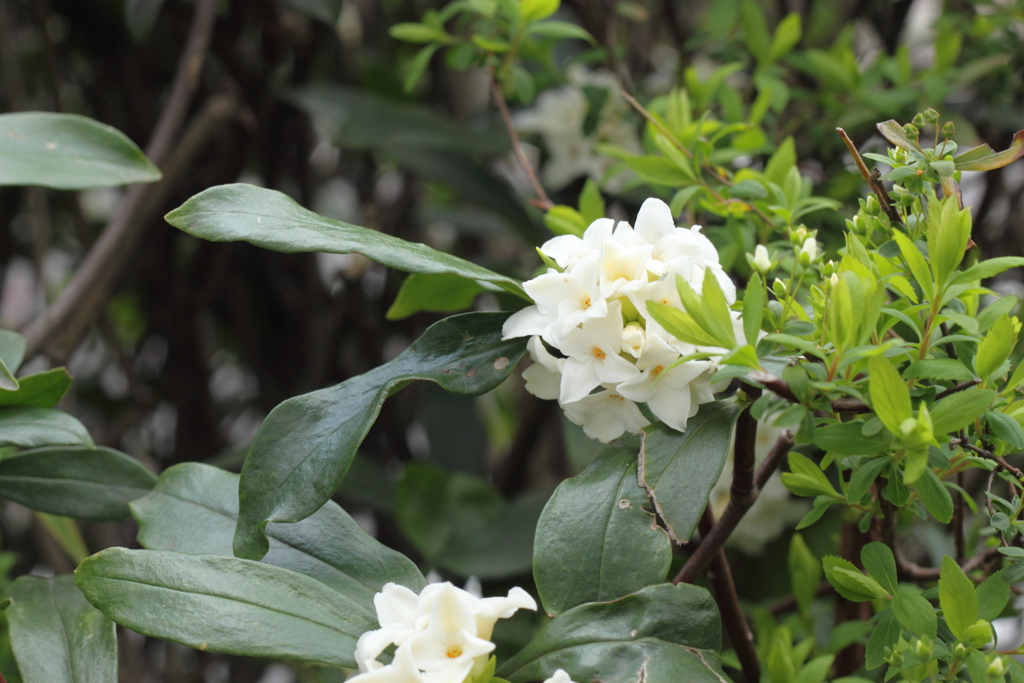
[132,463,425,605]
[876,120,923,153]
[0,446,155,520]
[76,548,373,667]
[165,184,527,299]
[496,584,727,683]
[533,436,673,615]
[868,356,912,436]
[5,575,117,683]
[638,402,742,543]
[0,112,161,189]
[233,312,527,560]
[953,130,1024,171]
[939,555,978,639]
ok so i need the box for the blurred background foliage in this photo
[3,0,1024,680]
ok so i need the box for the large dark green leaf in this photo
[395,463,547,579]
[533,436,672,616]
[0,368,73,408]
[0,446,156,520]
[164,184,528,298]
[0,406,94,448]
[233,312,528,559]
[0,112,160,189]
[76,548,373,667]
[132,463,425,606]
[638,402,742,542]
[496,584,727,683]
[6,574,117,683]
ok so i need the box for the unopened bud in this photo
[924,108,940,124]
[789,226,808,246]
[883,646,904,667]
[865,195,881,215]
[912,112,925,128]
[953,642,970,659]
[904,123,920,139]
[829,272,839,287]
[988,656,1007,678]
[943,120,956,137]
[822,260,836,277]
[913,635,933,659]
[752,244,772,274]
[798,237,818,265]
[773,278,787,298]
[965,619,994,649]
[621,322,646,358]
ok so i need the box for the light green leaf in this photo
[233,312,527,560]
[646,302,722,347]
[975,314,1017,382]
[891,592,937,639]
[526,20,596,43]
[6,575,117,683]
[0,406,94,449]
[544,205,587,237]
[36,513,89,563]
[767,13,802,63]
[496,583,727,683]
[916,467,953,523]
[132,463,425,605]
[951,257,1024,285]
[739,0,770,63]
[578,179,605,225]
[845,457,890,503]
[813,422,886,456]
[876,120,923,154]
[534,436,671,615]
[953,130,1024,172]
[868,356,912,436]
[165,184,527,299]
[389,22,453,43]
[0,446,155,520]
[743,273,764,349]
[520,0,559,22]
[0,368,73,408]
[892,232,933,296]
[0,112,160,189]
[822,557,888,601]
[930,388,996,435]
[861,542,898,596]
[865,610,900,670]
[976,572,1010,621]
[638,402,742,543]
[789,534,820,615]
[782,452,839,499]
[625,155,691,186]
[386,272,486,320]
[76,548,373,667]
[939,555,978,639]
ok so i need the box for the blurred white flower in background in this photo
[514,65,641,191]
[504,197,739,442]
[348,582,536,683]
[709,422,809,555]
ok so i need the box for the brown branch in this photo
[935,378,981,400]
[22,0,222,360]
[895,545,1002,581]
[490,78,552,211]
[951,438,1024,479]
[836,127,902,225]
[675,428,795,585]
[697,507,760,683]
[748,370,871,413]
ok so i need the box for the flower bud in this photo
[903,123,920,139]
[865,195,881,216]
[965,619,994,649]
[883,646,904,667]
[829,272,839,288]
[953,642,969,659]
[772,278,787,298]
[849,216,864,233]
[912,112,925,128]
[621,322,646,358]
[822,260,836,277]
[924,108,940,124]
[752,245,772,274]
[943,120,956,137]
[913,635,932,659]
[988,656,1007,678]
[798,237,818,266]
[789,226,808,246]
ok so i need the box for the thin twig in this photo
[895,545,1002,581]
[675,428,795,585]
[698,507,760,683]
[749,370,871,413]
[22,0,220,360]
[935,378,981,400]
[953,471,965,562]
[951,438,1024,479]
[490,78,552,211]
[836,127,902,225]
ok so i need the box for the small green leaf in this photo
[743,274,765,349]
[0,368,73,408]
[789,534,821,615]
[646,302,721,347]
[976,572,1010,621]
[389,22,453,43]
[892,232,933,296]
[876,120,923,153]
[767,13,802,63]
[891,592,937,639]
[525,20,596,43]
[739,0,770,63]
[861,542,898,596]
[386,273,486,320]
[951,256,1024,285]
[0,112,161,189]
[865,610,900,670]
[845,457,890,503]
[813,422,886,456]
[403,44,440,93]
[823,557,888,601]
[782,452,839,499]
[868,356,912,436]
[578,179,605,224]
[544,205,587,237]
[975,314,1017,382]
[916,467,953,523]
[626,155,692,186]
[953,130,1024,171]
[520,0,559,22]
[939,555,978,639]
[985,410,1024,449]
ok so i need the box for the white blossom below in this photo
[504,197,735,442]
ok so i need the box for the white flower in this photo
[799,237,818,265]
[543,671,580,683]
[348,582,536,683]
[753,245,772,274]
[503,197,736,443]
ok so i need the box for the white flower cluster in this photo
[503,198,739,443]
[348,582,536,683]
